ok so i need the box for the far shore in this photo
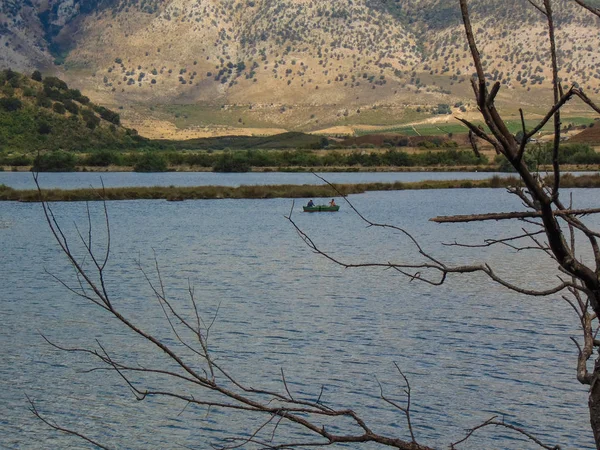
[2,164,600,173]
[3,164,491,173]
[2,173,599,202]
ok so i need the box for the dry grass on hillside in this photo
[53,0,600,118]
[3,0,594,134]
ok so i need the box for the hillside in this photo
[1,0,600,135]
[0,68,146,152]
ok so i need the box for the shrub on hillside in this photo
[0,69,18,85]
[38,121,52,135]
[0,97,22,112]
[1,86,14,97]
[44,85,69,101]
[66,88,84,102]
[43,76,68,91]
[36,94,52,108]
[7,73,22,88]
[81,108,101,129]
[63,99,79,115]
[52,102,66,114]
[93,105,121,125]
[434,103,452,114]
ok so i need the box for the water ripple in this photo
[1,189,597,449]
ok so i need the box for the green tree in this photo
[52,102,66,114]
[43,76,68,91]
[0,97,22,112]
[38,121,52,135]
[63,99,79,115]
[94,105,121,125]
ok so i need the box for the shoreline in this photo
[2,173,600,202]
[2,164,599,173]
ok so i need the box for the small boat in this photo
[303,205,340,212]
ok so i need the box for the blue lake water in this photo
[0,181,598,449]
[0,171,516,190]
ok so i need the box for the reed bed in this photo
[1,174,599,202]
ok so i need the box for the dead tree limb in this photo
[431,208,600,223]
[450,415,561,450]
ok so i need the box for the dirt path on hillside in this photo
[312,112,486,136]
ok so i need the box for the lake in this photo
[0,178,598,449]
[0,171,516,190]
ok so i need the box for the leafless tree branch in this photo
[431,208,600,223]
[450,415,561,449]
[26,395,112,450]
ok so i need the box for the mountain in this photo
[1,0,599,135]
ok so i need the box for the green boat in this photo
[303,205,340,212]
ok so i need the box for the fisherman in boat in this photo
[329,199,336,207]
[307,199,315,207]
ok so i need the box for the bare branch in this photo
[442,230,546,250]
[377,364,417,444]
[571,0,600,18]
[526,0,547,15]
[455,117,496,147]
[280,369,295,402]
[451,415,560,449]
[573,88,600,114]
[431,208,600,223]
[26,395,112,450]
[467,129,481,158]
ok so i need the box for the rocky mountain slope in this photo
[1,0,599,134]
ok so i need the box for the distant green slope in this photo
[0,69,147,152]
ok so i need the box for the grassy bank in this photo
[2,174,599,202]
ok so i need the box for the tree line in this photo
[1,147,489,172]
[3,143,597,172]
